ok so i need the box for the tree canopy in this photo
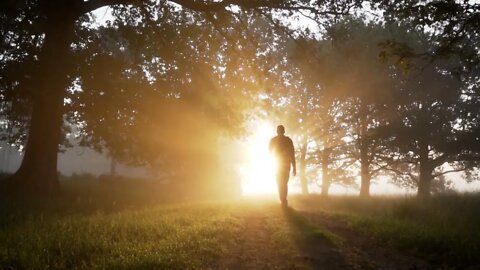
[0,0,479,197]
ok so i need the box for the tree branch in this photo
[433,167,466,178]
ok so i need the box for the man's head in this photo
[276,125,285,135]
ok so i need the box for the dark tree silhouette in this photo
[376,0,480,73]
[0,0,355,194]
[377,57,480,197]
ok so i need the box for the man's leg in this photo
[277,167,289,206]
[276,173,283,203]
[281,169,289,206]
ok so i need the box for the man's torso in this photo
[270,135,293,167]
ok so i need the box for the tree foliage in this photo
[0,0,478,197]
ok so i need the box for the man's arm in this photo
[290,139,296,176]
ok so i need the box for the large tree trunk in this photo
[321,147,330,196]
[13,93,64,194]
[298,141,309,195]
[417,140,433,198]
[359,140,371,197]
[9,15,75,195]
[359,102,371,198]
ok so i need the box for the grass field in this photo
[295,194,480,268]
[1,179,480,269]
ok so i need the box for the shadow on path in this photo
[282,207,349,269]
[296,209,433,270]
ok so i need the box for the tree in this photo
[299,18,399,197]
[376,0,480,73]
[376,54,480,197]
[288,37,357,196]
[0,0,356,194]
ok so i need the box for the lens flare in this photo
[239,121,278,195]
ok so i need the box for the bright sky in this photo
[238,121,278,195]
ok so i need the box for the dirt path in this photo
[219,208,288,269]
[220,205,347,270]
[220,203,432,270]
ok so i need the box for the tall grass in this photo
[0,178,242,269]
[0,204,241,269]
[296,194,480,268]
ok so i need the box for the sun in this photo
[239,121,278,196]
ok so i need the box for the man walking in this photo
[269,125,296,207]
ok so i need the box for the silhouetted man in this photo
[269,125,296,207]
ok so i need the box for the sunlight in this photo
[239,121,278,196]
